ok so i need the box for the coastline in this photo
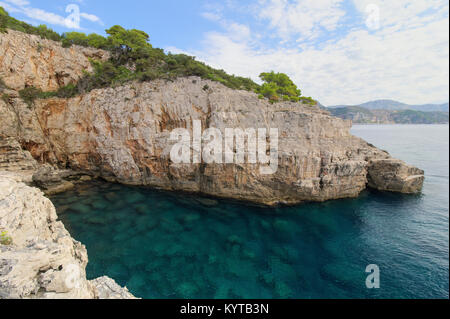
[0,27,428,299]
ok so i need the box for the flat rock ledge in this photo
[367,159,425,194]
[0,175,136,299]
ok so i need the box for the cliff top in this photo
[1,6,315,106]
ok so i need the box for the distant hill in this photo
[330,99,449,112]
[327,106,449,124]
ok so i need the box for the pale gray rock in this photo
[19,78,423,204]
[32,165,75,195]
[0,176,135,299]
[90,276,137,299]
[0,136,38,184]
[0,30,424,204]
[0,30,109,91]
[367,159,425,194]
[0,75,425,205]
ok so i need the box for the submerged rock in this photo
[32,165,95,196]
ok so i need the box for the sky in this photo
[1,0,448,106]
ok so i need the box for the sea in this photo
[52,124,449,299]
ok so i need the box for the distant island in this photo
[323,100,449,124]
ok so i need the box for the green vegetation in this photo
[299,96,317,104]
[18,84,79,108]
[1,6,316,105]
[330,105,373,117]
[62,31,109,49]
[256,71,301,103]
[256,71,316,104]
[1,7,61,40]
[0,230,12,245]
[0,77,7,90]
[390,110,449,124]
[329,106,449,124]
[18,86,43,107]
[2,93,11,104]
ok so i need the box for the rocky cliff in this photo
[0,174,135,299]
[0,28,425,299]
[328,106,449,124]
[0,29,424,206]
[0,30,109,92]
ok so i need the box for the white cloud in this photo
[80,12,103,25]
[0,1,19,13]
[1,0,103,29]
[353,0,448,31]
[22,6,69,27]
[201,12,222,22]
[172,0,449,105]
[259,0,346,41]
[4,0,29,6]
[200,9,253,43]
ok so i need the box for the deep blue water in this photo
[51,124,449,299]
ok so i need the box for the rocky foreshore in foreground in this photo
[0,173,136,299]
[0,136,135,299]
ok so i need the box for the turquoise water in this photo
[51,124,449,299]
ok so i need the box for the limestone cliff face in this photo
[0,175,136,299]
[1,78,424,205]
[0,29,424,205]
[0,29,425,299]
[0,30,109,91]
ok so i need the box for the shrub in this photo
[0,231,12,245]
[299,96,317,105]
[87,33,109,49]
[56,83,79,98]
[2,93,11,104]
[18,85,80,106]
[19,86,42,107]
[0,6,317,104]
[0,7,62,41]
[256,71,301,103]
[62,31,89,47]
[0,7,10,33]
[0,77,7,90]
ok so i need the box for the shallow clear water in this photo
[51,124,449,299]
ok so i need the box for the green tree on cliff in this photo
[1,6,316,103]
[62,31,88,47]
[106,26,151,52]
[0,7,10,32]
[256,71,302,103]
